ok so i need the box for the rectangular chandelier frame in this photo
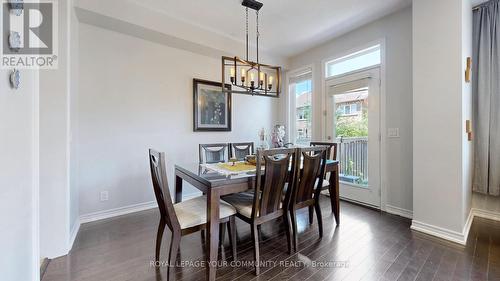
[222,56,281,98]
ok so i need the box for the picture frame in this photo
[193,79,232,132]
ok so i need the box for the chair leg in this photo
[155,219,166,263]
[283,212,293,254]
[167,231,181,281]
[315,202,323,238]
[219,223,226,261]
[290,208,298,253]
[219,223,226,246]
[228,216,237,261]
[257,224,263,240]
[308,205,314,225]
[251,224,260,275]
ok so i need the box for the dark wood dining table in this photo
[174,159,339,281]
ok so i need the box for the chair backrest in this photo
[252,148,297,218]
[149,149,180,230]
[199,143,229,164]
[310,141,337,160]
[230,142,254,160]
[292,146,327,205]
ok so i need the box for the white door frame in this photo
[326,67,381,208]
[320,38,387,211]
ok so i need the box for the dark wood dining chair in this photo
[289,146,327,252]
[199,143,229,164]
[310,141,337,161]
[310,141,338,204]
[148,149,237,280]
[222,148,297,275]
[229,142,254,160]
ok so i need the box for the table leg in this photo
[175,174,183,203]
[206,189,220,281]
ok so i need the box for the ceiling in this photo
[130,0,412,58]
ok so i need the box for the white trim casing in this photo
[79,201,158,224]
[285,65,314,143]
[321,38,387,211]
[79,192,201,224]
[325,66,382,208]
[471,208,500,222]
[32,66,41,281]
[411,208,500,246]
[68,219,80,252]
[411,210,474,245]
[385,204,413,219]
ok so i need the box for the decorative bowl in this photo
[245,155,257,165]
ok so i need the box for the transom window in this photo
[326,45,381,78]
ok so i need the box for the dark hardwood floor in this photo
[42,197,500,281]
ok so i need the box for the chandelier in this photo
[221,0,281,97]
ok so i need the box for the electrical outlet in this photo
[100,191,109,202]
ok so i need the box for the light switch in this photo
[388,128,400,138]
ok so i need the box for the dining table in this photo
[174,158,339,281]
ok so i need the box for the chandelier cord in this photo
[256,10,259,65]
[245,7,249,61]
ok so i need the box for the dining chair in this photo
[310,141,337,200]
[222,148,297,275]
[229,142,254,160]
[289,146,327,252]
[310,141,337,161]
[199,143,230,164]
[148,149,237,280]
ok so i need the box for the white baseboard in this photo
[385,204,413,219]
[411,210,474,245]
[79,201,158,224]
[68,219,80,252]
[78,192,201,225]
[471,207,500,222]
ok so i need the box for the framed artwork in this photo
[193,79,232,131]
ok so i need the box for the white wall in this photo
[39,0,81,259]
[69,0,80,245]
[461,0,473,228]
[77,23,279,216]
[39,0,72,259]
[0,71,39,280]
[287,7,413,214]
[412,0,472,240]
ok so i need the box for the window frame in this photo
[286,67,313,145]
[325,44,381,79]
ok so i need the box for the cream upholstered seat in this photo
[174,196,236,229]
[222,191,255,218]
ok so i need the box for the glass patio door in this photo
[325,67,381,208]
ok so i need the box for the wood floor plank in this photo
[305,216,408,281]
[265,210,378,281]
[432,248,461,281]
[396,240,435,281]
